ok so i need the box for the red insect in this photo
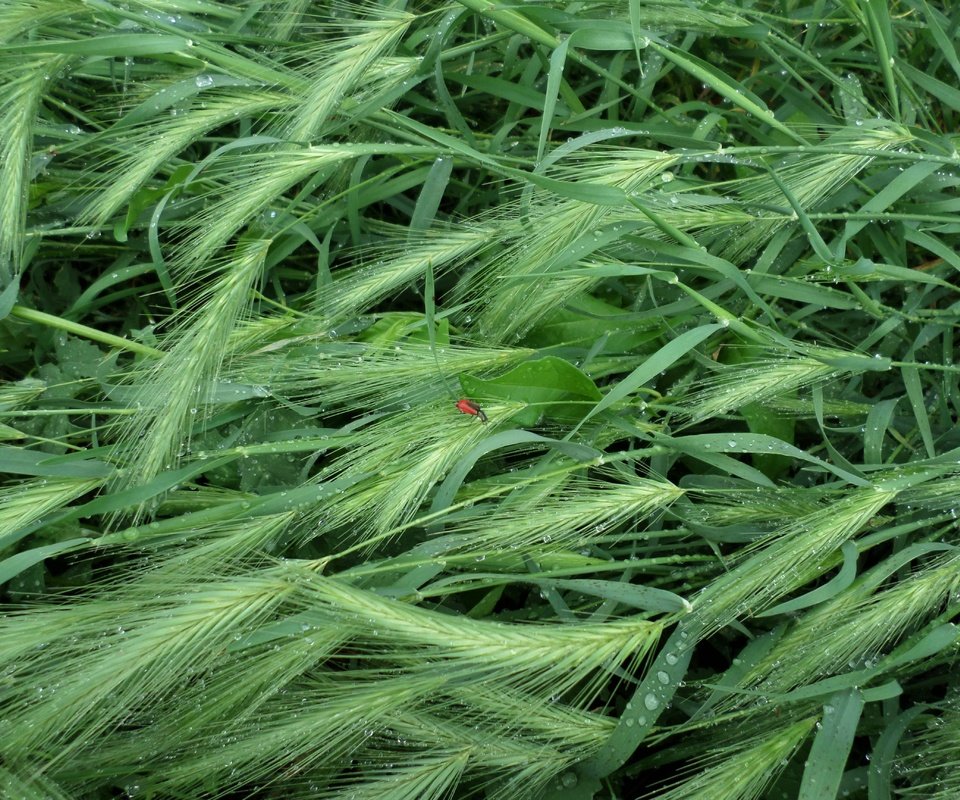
[455,398,488,423]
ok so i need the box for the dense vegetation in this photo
[1,1,959,798]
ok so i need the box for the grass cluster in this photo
[1,1,959,798]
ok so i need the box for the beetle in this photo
[455,398,488,423]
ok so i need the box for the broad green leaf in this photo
[901,365,936,458]
[868,706,926,800]
[460,356,601,426]
[410,157,453,233]
[539,37,570,163]
[429,430,601,519]
[573,324,724,430]
[758,541,858,617]
[648,41,805,144]
[528,578,690,614]
[0,276,19,320]
[576,618,703,783]
[6,34,191,55]
[799,689,864,800]
[0,446,114,478]
[660,432,871,486]
[0,537,92,586]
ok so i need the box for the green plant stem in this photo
[9,305,164,358]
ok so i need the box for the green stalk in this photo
[9,305,164,358]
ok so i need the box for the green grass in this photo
[1,1,959,798]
